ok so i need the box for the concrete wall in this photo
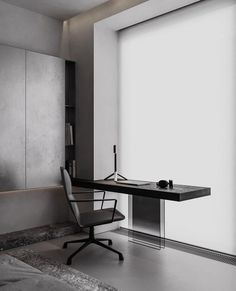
[66,0,148,179]
[0,0,68,233]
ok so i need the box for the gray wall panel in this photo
[0,45,25,191]
[26,51,65,188]
[0,187,68,234]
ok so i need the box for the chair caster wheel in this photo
[63,243,67,249]
[108,240,112,246]
[119,254,124,261]
[67,259,72,265]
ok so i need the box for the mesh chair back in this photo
[60,167,81,225]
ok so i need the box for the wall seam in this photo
[24,50,27,188]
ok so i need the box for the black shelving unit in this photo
[65,60,77,177]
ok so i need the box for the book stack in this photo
[66,160,77,178]
[65,123,73,146]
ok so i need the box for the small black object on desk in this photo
[156,179,173,189]
[157,180,169,189]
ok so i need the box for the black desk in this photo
[72,178,210,247]
[71,179,211,202]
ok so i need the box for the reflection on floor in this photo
[8,231,236,291]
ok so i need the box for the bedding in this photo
[0,254,77,291]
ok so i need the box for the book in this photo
[66,160,77,178]
[70,124,73,145]
[65,123,74,145]
[65,123,70,146]
[72,160,76,178]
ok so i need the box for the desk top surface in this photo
[72,179,211,202]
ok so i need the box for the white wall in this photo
[119,0,236,255]
[0,0,63,57]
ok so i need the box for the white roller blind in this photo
[118,0,236,254]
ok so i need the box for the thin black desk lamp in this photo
[104,145,127,181]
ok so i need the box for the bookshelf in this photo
[65,60,77,178]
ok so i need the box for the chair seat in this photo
[80,208,125,228]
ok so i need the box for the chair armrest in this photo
[72,190,105,194]
[72,191,106,210]
[69,199,115,202]
[69,198,117,222]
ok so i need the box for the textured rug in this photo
[0,222,80,251]
[7,249,118,291]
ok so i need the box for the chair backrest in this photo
[60,167,81,225]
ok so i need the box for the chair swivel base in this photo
[63,227,124,265]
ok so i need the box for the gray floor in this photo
[11,231,236,291]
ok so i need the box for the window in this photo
[118,0,236,254]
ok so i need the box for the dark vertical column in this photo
[65,61,76,175]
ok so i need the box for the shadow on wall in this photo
[0,162,23,191]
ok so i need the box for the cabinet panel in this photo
[26,51,65,188]
[0,45,25,191]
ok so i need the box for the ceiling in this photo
[2,0,109,20]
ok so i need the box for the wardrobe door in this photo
[0,45,25,191]
[26,51,65,188]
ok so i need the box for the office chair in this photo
[60,167,125,265]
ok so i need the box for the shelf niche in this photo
[65,60,77,178]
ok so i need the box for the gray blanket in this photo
[0,254,77,291]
